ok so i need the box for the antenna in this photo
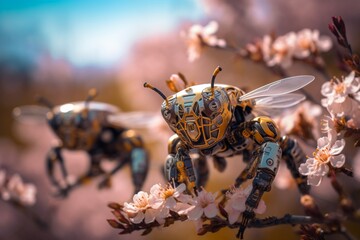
[211,66,222,95]
[144,82,169,105]
[85,88,98,103]
[83,88,98,120]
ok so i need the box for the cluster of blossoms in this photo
[108,183,266,235]
[298,71,360,186]
[275,101,322,143]
[321,71,360,122]
[181,21,226,62]
[182,21,333,69]
[0,169,37,206]
[245,28,332,69]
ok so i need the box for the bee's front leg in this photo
[237,116,282,238]
[238,141,281,238]
[46,145,71,197]
[164,148,197,194]
[193,152,209,189]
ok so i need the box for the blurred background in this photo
[0,0,359,239]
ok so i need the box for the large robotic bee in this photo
[144,67,314,238]
[13,90,149,197]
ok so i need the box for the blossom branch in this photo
[328,169,355,215]
[107,203,187,235]
[184,22,333,83]
[329,16,360,75]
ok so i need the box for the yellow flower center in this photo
[299,38,311,49]
[314,148,330,163]
[135,195,149,208]
[334,83,345,94]
[162,188,175,199]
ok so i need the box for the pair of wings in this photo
[240,75,314,116]
[109,75,315,129]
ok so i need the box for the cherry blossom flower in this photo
[187,188,218,220]
[123,191,162,224]
[149,183,191,209]
[276,101,322,142]
[293,29,332,58]
[182,21,226,62]
[263,32,297,68]
[321,71,360,117]
[123,184,193,225]
[1,173,37,206]
[299,137,346,186]
[166,74,186,93]
[224,186,266,224]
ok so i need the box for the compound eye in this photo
[209,100,220,112]
[163,109,172,120]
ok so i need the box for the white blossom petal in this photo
[131,211,144,224]
[319,163,329,176]
[203,21,218,35]
[321,82,334,96]
[173,202,194,215]
[228,210,240,224]
[299,160,314,175]
[176,193,194,204]
[307,175,323,186]
[317,137,329,149]
[149,198,164,209]
[330,154,345,168]
[176,183,186,193]
[329,139,345,155]
[204,203,218,218]
[344,71,355,85]
[317,36,333,51]
[231,198,247,212]
[188,206,203,220]
[165,197,177,209]
[144,208,157,224]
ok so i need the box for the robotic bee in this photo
[144,67,314,238]
[13,89,149,197]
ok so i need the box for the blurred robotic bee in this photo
[144,67,314,238]
[13,89,149,197]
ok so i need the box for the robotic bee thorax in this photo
[161,84,238,149]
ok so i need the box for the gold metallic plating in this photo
[163,84,241,149]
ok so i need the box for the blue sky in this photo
[0,0,204,67]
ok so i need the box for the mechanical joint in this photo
[258,141,281,174]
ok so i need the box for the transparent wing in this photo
[254,93,305,108]
[252,93,305,116]
[107,111,164,130]
[239,75,314,101]
[12,105,49,124]
[108,111,170,143]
